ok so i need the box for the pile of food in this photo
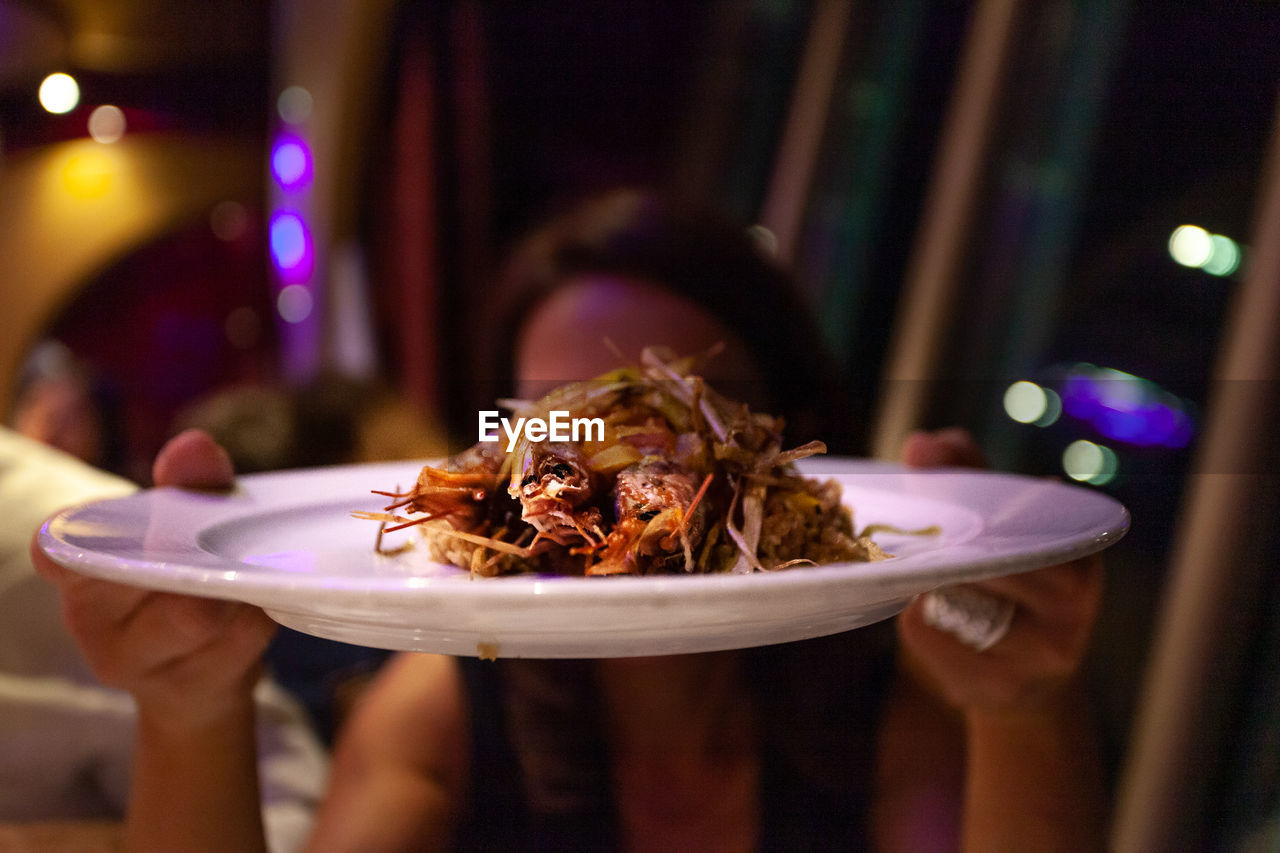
[356,348,889,577]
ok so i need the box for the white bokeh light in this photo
[1003,381,1048,424]
[39,73,80,114]
[1062,440,1118,485]
[1168,225,1212,268]
[277,86,313,124]
[88,105,126,143]
[276,285,313,324]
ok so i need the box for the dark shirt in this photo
[452,622,896,851]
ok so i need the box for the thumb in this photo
[152,429,235,489]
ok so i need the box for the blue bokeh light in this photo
[269,212,313,283]
[1059,365,1193,448]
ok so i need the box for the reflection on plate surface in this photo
[39,458,1128,658]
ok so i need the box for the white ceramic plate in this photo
[38,458,1128,658]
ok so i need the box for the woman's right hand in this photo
[31,429,277,726]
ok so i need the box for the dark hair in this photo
[473,189,857,452]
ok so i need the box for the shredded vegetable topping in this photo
[355,347,890,577]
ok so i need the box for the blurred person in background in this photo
[0,425,327,851]
[33,189,1105,851]
[172,373,445,475]
[170,384,298,476]
[8,341,127,479]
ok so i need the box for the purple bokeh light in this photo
[270,133,313,190]
[1059,366,1193,448]
[269,211,313,284]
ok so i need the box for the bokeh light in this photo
[1203,234,1241,276]
[210,201,250,242]
[1003,381,1062,427]
[60,149,113,198]
[1062,439,1119,486]
[1004,381,1046,423]
[1169,224,1243,277]
[1169,225,1212,268]
[87,105,126,143]
[224,306,262,349]
[1061,363,1194,448]
[276,285,314,323]
[271,135,313,190]
[277,85,313,124]
[39,73,80,114]
[1035,388,1063,427]
[269,212,313,282]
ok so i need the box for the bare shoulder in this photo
[307,653,470,851]
[344,652,468,751]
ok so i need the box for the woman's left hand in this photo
[894,429,1103,716]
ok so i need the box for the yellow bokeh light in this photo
[39,73,80,114]
[60,149,114,198]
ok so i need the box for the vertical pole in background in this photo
[386,13,441,415]
[451,0,493,416]
[270,0,397,384]
[1113,88,1280,852]
[870,0,1021,460]
[758,0,853,265]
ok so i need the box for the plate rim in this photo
[38,456,1130,604]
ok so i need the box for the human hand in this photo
[895,429,1103,716]
[32,430,277,726]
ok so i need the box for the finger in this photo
[142,599,276,682]
[118,594,254,671]
[75,593,261,686]
[898,598,1069,709]
[121,603,275,717]
[144,611,276,713]
[61,579,153,633]
[902,428,986,469]
[968,556,1103,621]
[58,591,184,682]
[899,597,1019,688]
[31,531,77,585]
[222,603,278,655]
[153,429,235,490]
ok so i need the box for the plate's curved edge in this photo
[36,507,1130,605]
[37,460,1132,582]
[263,598,915,657]
[37,514,250,605]
[902,508,1130,594]
[34,459,1133,643]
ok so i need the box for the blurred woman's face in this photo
[513,275,765,404]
